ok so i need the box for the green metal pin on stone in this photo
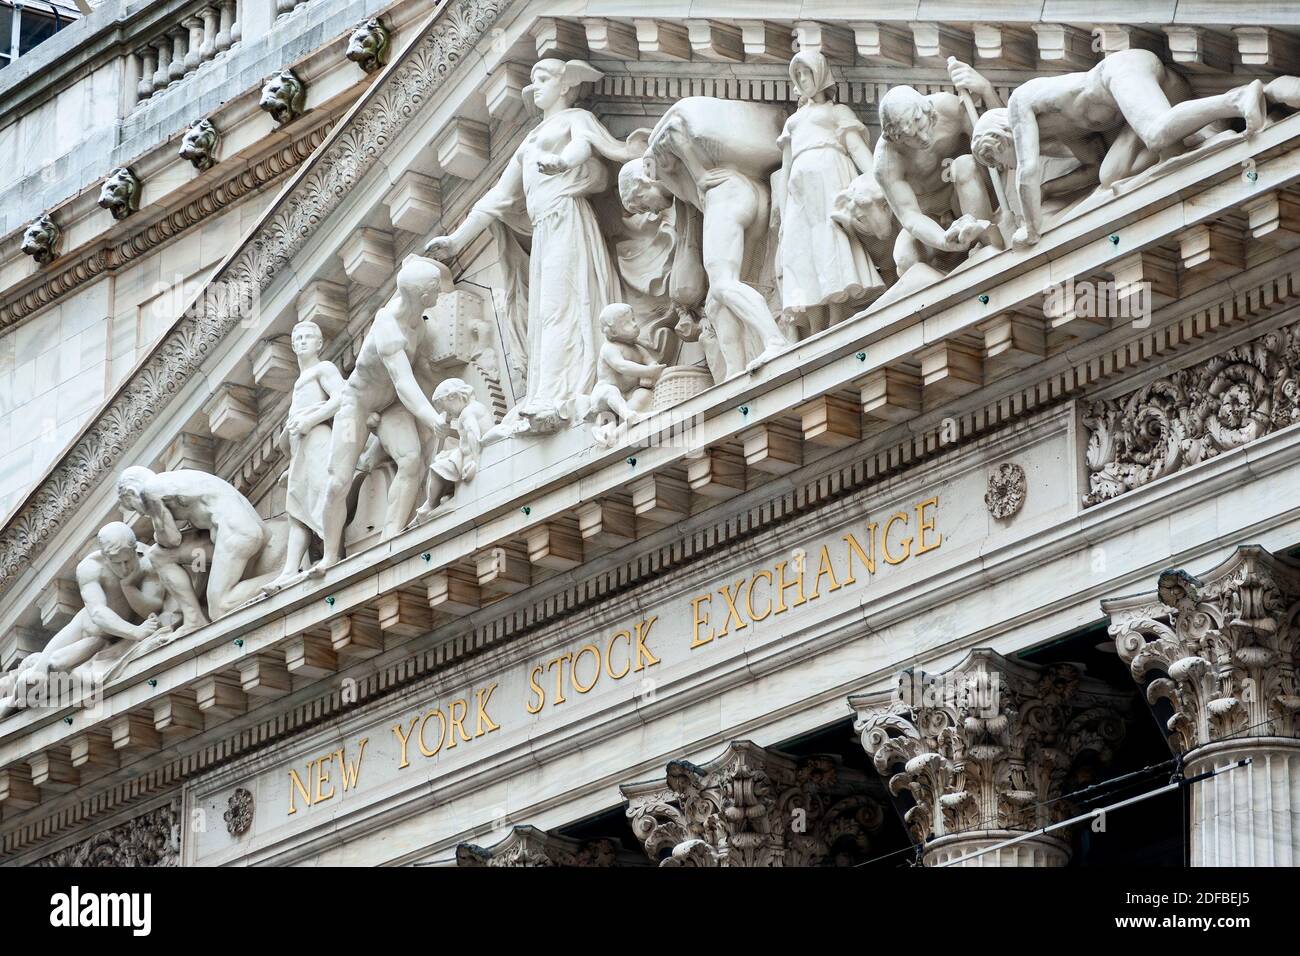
[521,506,531,516]
[234,638,244,647]
[1109,234,1120,245]
[627,456,637,466]
[856,352,866,361]
[148,679,157,688]
[978,294,989,305]
[739,405,750,416]
[421,552,432,562]
[325,596,335,606]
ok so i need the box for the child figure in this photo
[412,378,496,524]
[584,303,667,445]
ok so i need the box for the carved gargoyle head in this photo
[179,118,220,172]
[20,214,61,266]
[98,167,141,221]
[259,69,307,126]
[345,18,389,74]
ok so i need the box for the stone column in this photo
[1105,546,1300,866]
[851,648,1129,867]
[620,740,884,866]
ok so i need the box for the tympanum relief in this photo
[10,37,1300,723]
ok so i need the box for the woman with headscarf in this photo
[775,50,885,332]
[425,59,646,434]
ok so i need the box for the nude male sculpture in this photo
[117,466,270,636]
[313,254,453,573]
[874,60,1004,277]
[998,50,1266,247]
[0,523,172,718]
[618,97,791,380]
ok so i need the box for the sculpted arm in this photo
[376,332,443,435]
[1008,93,1044,245]
[300,362,346,430]
[78,561,152,641]
[876,147,953,251]
[603,344,663,379]
[143,491,182,549]
[427,151,525,258]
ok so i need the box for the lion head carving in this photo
[259,69,307,126]
[20,214,61,266]
[97,167,140,221]
[179,119,220,172]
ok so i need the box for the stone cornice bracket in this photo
[20,214,61,266]
[620,740,884,867]
[454,825,626,867]
[97,167,141,221]
[259,68,308,126]
[1104,545,1300,755]
[347,18,391,75]
[851,649,1128,864]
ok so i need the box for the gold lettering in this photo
[882,512,912,565]
[715,580,748,637]
[914,497,942,555]
[313,753,335,804]
[572,645,601,693]
[446,698,472,748]
[546,654,571,705]
[842,528,876,584]
[525,664,545,714]
[474,683,500,736]
[287,766,312,815]
[605,630,631,680]
[392,716,418,769]
[773,560,806,614]
[810,545,841,599]
[633,616,660,671]
[337,738,367,791]
[746,570,773,621]
[689,595,713,648]
[417,708,445,757]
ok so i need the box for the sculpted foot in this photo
[260,571,306,596]
[748,339,790,372]
[307,558,334,578]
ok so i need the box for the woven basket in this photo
[652,366,714,410]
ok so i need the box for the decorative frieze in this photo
[621,741,884,867]
[34,803,179,867]
[455,825,623,867]
[852,649,1127,866]
[1082,317,1300,507]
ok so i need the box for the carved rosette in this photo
[1083,320,1300,506]
[985,462,1027,519]
[34,803,179,867]
[1104,546,1300,756]
[455,825,623,867]
[620,741,884,867]
[224,786,254,836]
[851,649,1127,861]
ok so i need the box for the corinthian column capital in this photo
[1104,545,1300,755]
[851,649,1127,863]
[619,740,883,867]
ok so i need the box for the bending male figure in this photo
[314,255,453,573]
[0,523,172,718]
[117,466,268,635]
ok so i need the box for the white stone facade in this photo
[0,0,1299,869]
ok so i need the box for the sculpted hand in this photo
[135,615,162,641]
[536,152,568,175]
[944,214,991,251]
[424,235,457,261]
[946,58,992,102]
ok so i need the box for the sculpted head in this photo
[879,86,937,151]
[21,214,61,266]
[97,521,141,578]
[789,50,834,103]
[179,119,220,172]
[97,167,140,221]
[599,302,638,343]
[395,254,453,310]
[260,69,307,126]
[291,320,323,358]
[431,377,475,416]
[116,466,157,514]
[524,59,602,112]
[618,158,671,216]
[971,108,1014,171]
[345,18,390,74]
